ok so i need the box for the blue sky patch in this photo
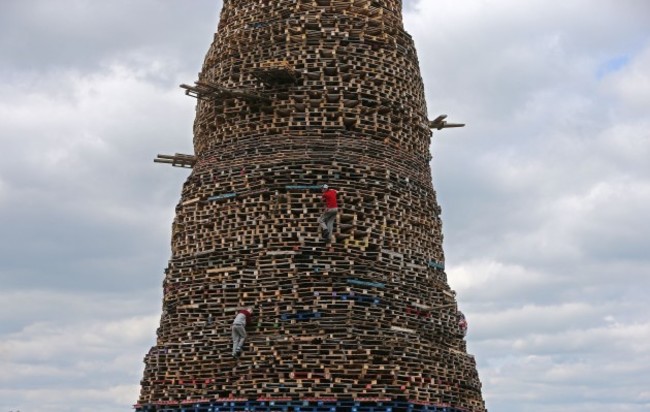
[597,55,631,79]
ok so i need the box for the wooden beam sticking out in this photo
[180,80,271,104]
[428,114,466,130]
[391,326,416,334]
[154,153,196,168]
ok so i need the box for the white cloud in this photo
[0,314,157,411]
[474,320,650,410]
[449,259,551,305]
[0,315,157,365]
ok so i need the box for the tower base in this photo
[134,398,477,412]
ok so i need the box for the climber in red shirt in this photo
[318,184,338,241]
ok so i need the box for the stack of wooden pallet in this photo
[136,1,486,411]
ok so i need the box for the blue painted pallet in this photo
[208,193,237,201]
[136,401,468,412]
[427,260,445,270]
[281,311,322,321]
[315,291,381,305]
[180,407,213,412]
[352,295,381,305]
[342,294,381,305]
[285,185,323,190]
[347,278,386,288]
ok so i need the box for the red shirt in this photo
[322,189,338,208]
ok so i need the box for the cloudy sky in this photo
[1,0,649,411]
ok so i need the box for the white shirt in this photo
[233,312,247,326]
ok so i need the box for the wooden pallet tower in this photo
[136,0,486,411]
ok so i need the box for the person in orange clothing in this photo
[318,184,338,241]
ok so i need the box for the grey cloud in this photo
[0,62,195,293]
[473,321,650,410]
[0,290,160,335]
[0,0,220,74]
[401,0,419,12]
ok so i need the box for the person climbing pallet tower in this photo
[135,1,486,411]
[318,184,338,241]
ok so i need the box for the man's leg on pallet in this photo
[322,208,338,241]
[232,325,247,358]
[326,210,337,236]
[318,213,329,239]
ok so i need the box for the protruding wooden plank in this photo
[391,326,416,334]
